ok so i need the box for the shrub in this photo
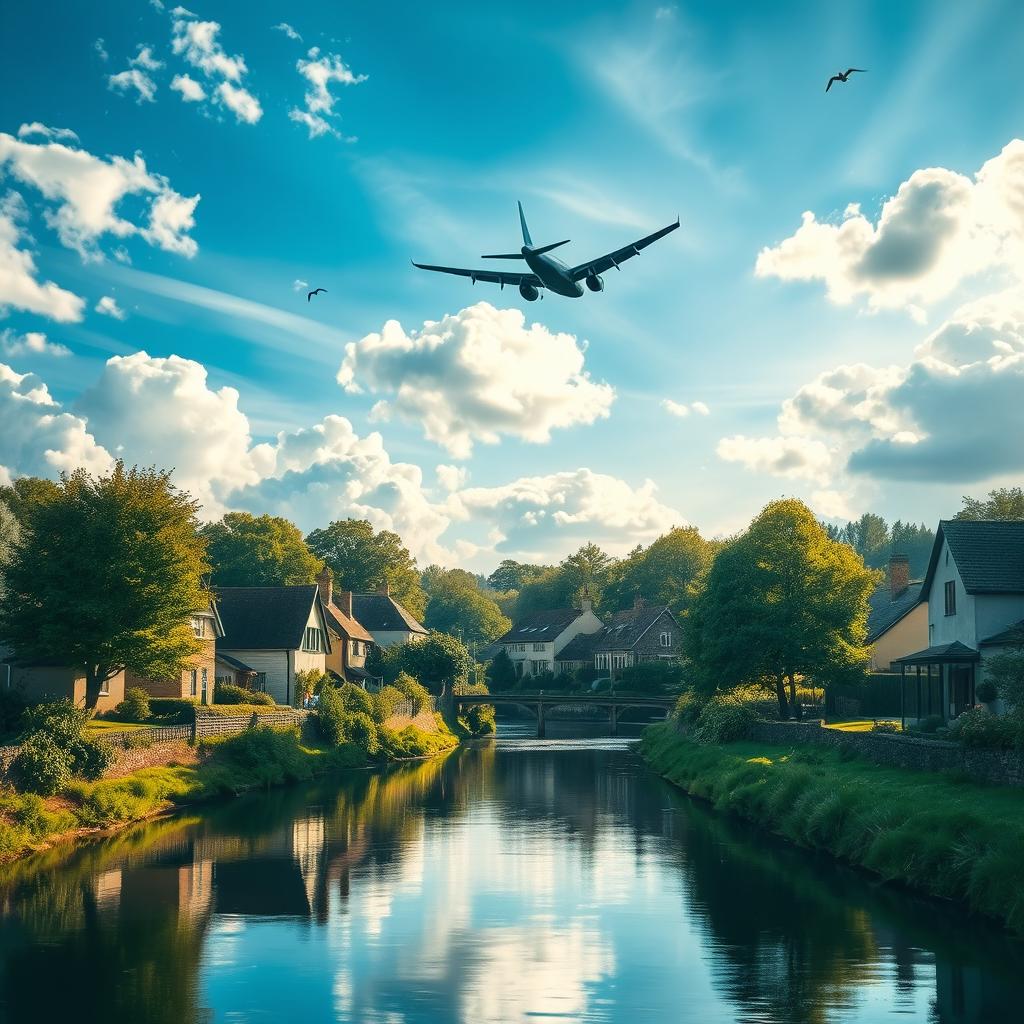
[343,711,379,754]
[70,737,117,780]
[208,727,310,788]
[295,669,328,707]
[148,697,196,722]
[370,685,405,724]
[954,707,1019,749]
[617,660,685,693]
[19,699,88,746]
[674,689,704,726]
[115,687,151,722]
[339,681,374,717]
[976,680,998,704]
[691,695,758,744]
[317,683,346,746]
[10,735,73,795]
[214,682,274,706]
[461,703,496,736]
[393,672,431,714]
[871,721,901,734]
[915,714,945,734]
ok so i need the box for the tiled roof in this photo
[352,593,426,634]
[498,608,584,644]
[593,605,674,652]
[555,630,605,661]
[925,520,1024,595]
[215,586,329,652]
[866,581,924,643]
[323,601,374,643]
[978,619,1024,647]
[894,641,980,664]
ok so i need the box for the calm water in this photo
[1,726,1022,1024]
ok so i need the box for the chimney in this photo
[889,554,909,599]
[633,595,647,612]
[377,581,391,597]
[579,584,592,613]
[337,590,353,617]
[317,566,333,607]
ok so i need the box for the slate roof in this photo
[215,586,329,652]
[323,601,374,644]
[894,641,980,665]
[555,630,605,662]
[979,619,1024,647]
[866,581,924,643]
[924,520,1024,596]
[593,605,675,652]
[351,593,426,635]
[498,608,584,644]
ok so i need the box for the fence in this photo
[824,674,902,719]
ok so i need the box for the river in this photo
[1,725,1022,1023]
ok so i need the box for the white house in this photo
[496,599,604,679]
[215,585,331,706]
[894,520,1024,722]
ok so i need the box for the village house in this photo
[2,661,127,715]
[215,585,332,706]
[895,520,1024,722]
[351,584,427,648]
[497,599,604,679]
[316,569,377,686]
[866,555,928,671]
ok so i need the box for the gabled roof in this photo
[593,605,675,652]
[923,520,1024,597]
[894,641,980,665]
[498,608,585,644]
[554,630,605,662]
[215,652,256,673]
[323,601,374,644]
[215,586,331,652]
[351,593,426,635]
[979,619,1024,647]
[866,581,924,643]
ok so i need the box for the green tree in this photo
[202,512,322,586]
[306,518,426,620]
[957,487,1024,521]
[401,630,471,695]
[0,499,18,599]
[486,559,550,592]
[0,476,61,524]
[840,513,890,568]
[486,648,518,691]
[514,544,614,617]
[0,464,208,712]
[686,499,879,719]
[422,565,511,648]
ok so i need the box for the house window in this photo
[659,631,672,648]
[944,580,956,617]
[303,627,323,652]
[531,660,547,674]
[254,673,267,692]
[99,677,110,696]
[190,668,198,696]
[508,643,526,653]
[533,642,546,651]
[191,615,206,638]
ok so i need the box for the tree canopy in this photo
[369,630,472,696]
[0,464,209,711]
[513,543,614,618]
[825,513,934,579]
[687,499,878,718]
[486,559,551,592]
[306,518,426,620]
[202,512,322,587]
[0,500,18,600]
[421,566,511,649]
[956,487,1024,521]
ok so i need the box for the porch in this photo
[894,641,979,727]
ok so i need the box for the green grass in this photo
[198,703,291,717]
[823,719,901,732]
[640,722,1024,933]
[84,720,150,732]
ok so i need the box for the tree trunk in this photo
[83,667,110,715]
[774,675,790,720]
[787,672,801,720]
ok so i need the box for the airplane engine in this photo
[586,274,604,292]
[519,282,540,301]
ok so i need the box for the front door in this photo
[951,665,973,718]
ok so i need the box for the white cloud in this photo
[450,468,683,560]
[273,22,302,41]
[716,434,833,482]
[94,38,109,62]
[662,398,709,418]
[0,329,71,358]
[289,47,366,139]
[131,45,164,71]
[171,14,262,124]
[17,123,79,144]
[0,362,111,483]
[0,131,200,259]
[170,73,206,102]
[756,138,1024,313]
[108,68,158,103]
[692,400,710,415]
[95,295,126,320]
[338,302,615,459]
[436,464,468,492]
[292,278,308,291]
[0,192,85,322]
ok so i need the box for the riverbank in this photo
[640,722,1024,934]
[0,717,460,863]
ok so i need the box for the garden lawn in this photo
[641,722,1024,933]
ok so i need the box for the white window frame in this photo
[191,615,206,639]
[303,626,323,653]
[660,631,672,648]
[533,641,546,652]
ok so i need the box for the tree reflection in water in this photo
[0,740,1021,1023]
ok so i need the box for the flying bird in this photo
[826,68,867,92]
[307,287,327,302]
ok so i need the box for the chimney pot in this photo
[338,590,353,617]
[889,554,910,599]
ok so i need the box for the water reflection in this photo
[0,734,1022,1023]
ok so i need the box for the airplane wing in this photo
[569,218,680,281]
[411,262,541,289]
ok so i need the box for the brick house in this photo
[317,569,377,686]
[587,600,680,681]
[496,599,604,679]
[2,662,127,715]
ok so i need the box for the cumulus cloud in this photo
[338,302,615,458]
[131,45,164,71]
[0,329,70,358]
[0,131,200,259]
[292,278,308,291]
[17,123,79,144]
[170,73,206,102]
[0,362,111,483]
[171,13,262,124]
[273,22,302,41]
[450,468,683,560]
[289,47,366,139]
[662,398,709,418]
[0,192,85,322]
[107,68,158,103]
[436,464,468,492]
[716,434,833,482]
[94,38,109,62]
[95,295,126,319]
[756,139,1024,313]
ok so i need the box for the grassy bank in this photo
[640,722,1024,933]
[0,718,459,862]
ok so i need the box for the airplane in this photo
[412,202,679,301]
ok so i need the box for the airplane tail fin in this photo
[518,201,533,247]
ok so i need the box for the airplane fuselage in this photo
[523,247,584,298]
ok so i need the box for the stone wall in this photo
[746,719,1024,787]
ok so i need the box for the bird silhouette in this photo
[826,68,867,92]
[307,287,327,302]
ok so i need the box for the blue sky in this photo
[2,0,1024,570]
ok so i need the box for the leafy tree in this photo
[0,464,208,712]
[840,513,890,568]
[514,544,615,617]
[202,512,322,586]
[686,499,878,719]
[486,648,518,691]
[486,559,550,592]
[306,518,426,620]
[401,630,471,695]
[421,565,511,648]
[0,499,18,600]
[603,527,717,614]
[0,476,61,524]
[957,487,1024,521]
